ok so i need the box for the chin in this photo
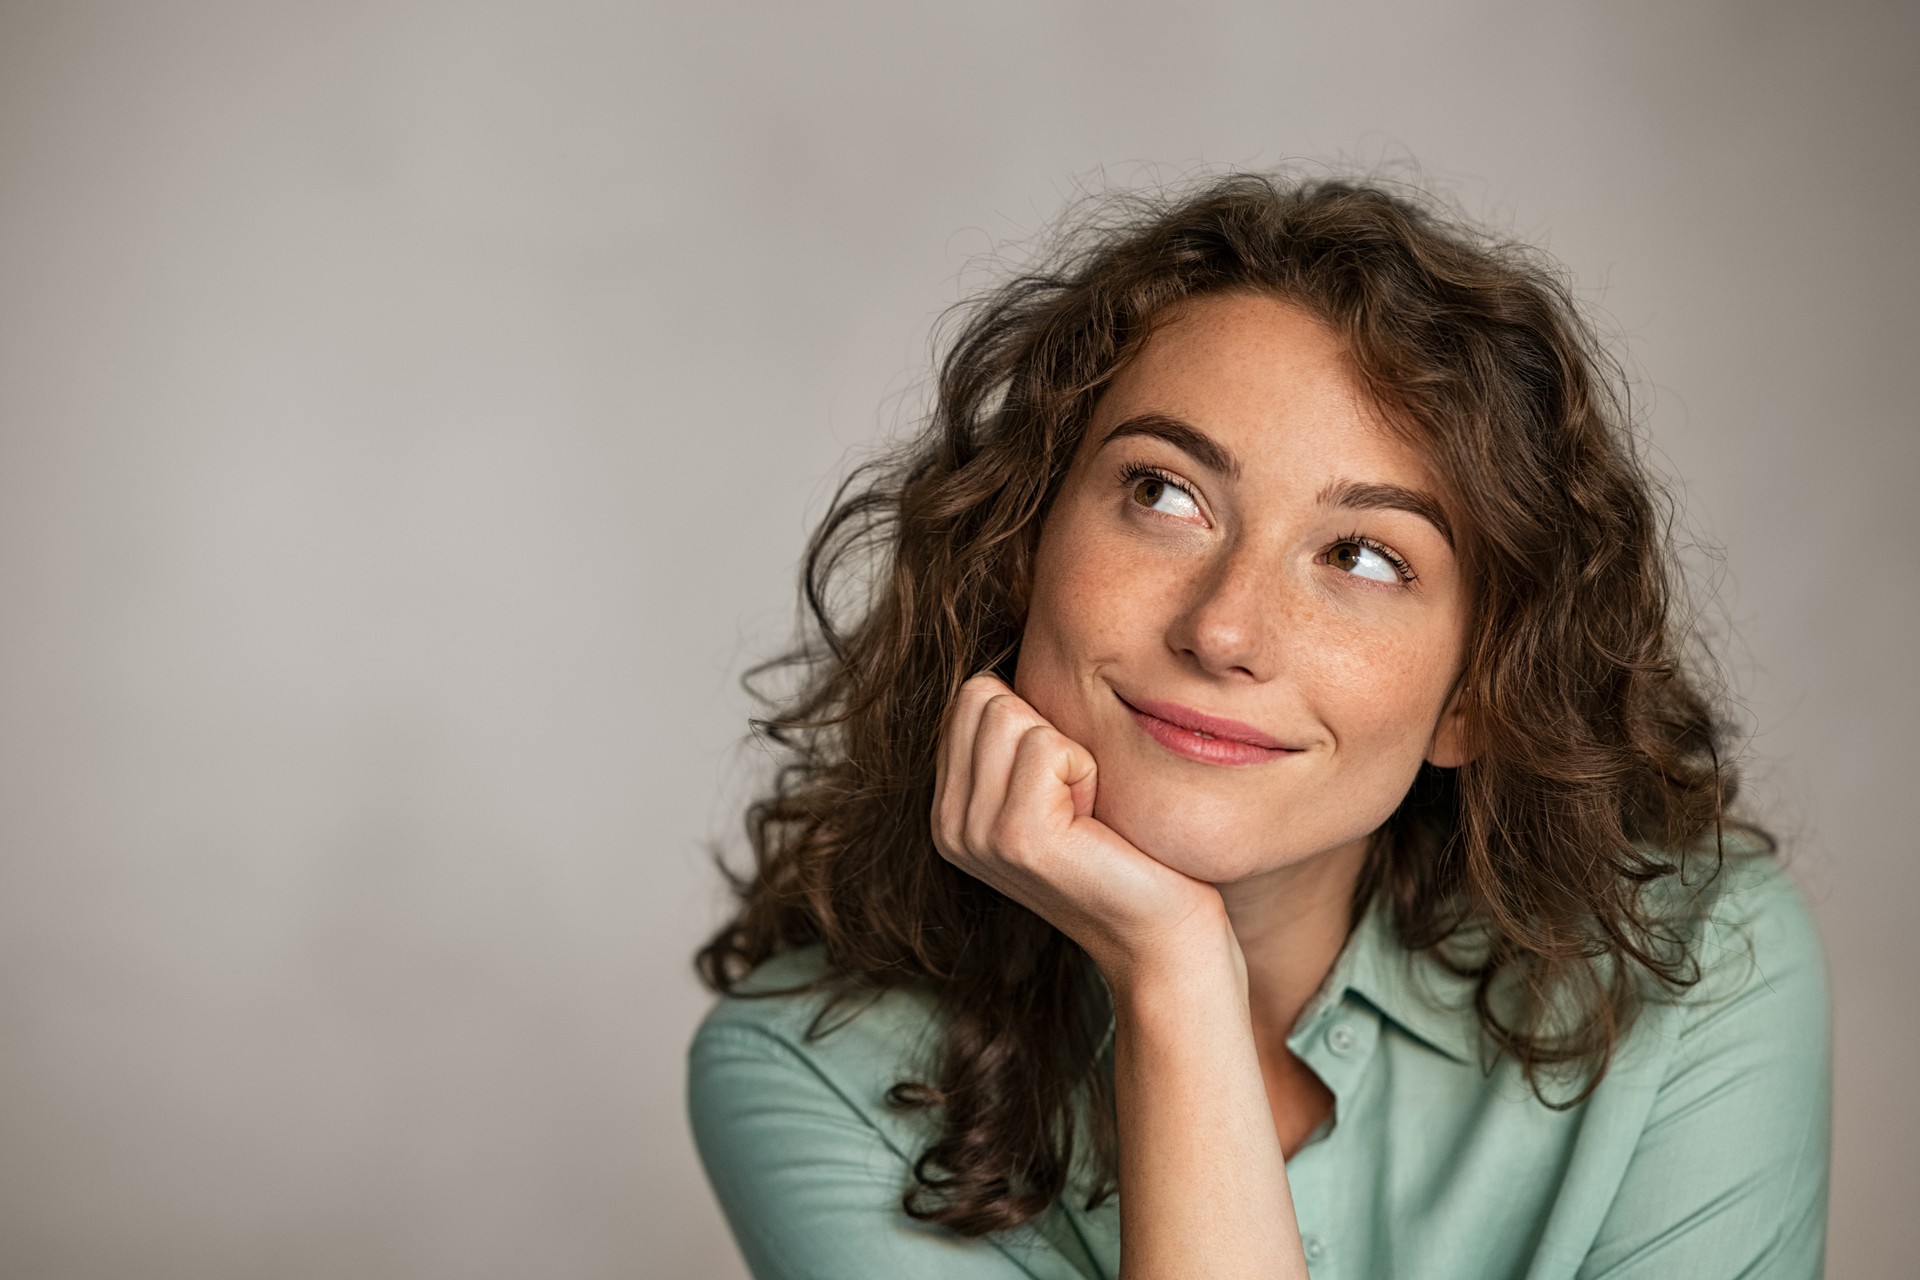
[1089,747,1407,886]
[1091,778,1297,885]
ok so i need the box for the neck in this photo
[1217,835,1371,1054]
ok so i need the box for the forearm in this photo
[1107,915,1308,1280]
[927,674,1309,1275]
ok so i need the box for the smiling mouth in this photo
[1114,692,1306,766]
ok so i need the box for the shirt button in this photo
[1303,1233,1327,1262]
[1326,1022,1357,1055]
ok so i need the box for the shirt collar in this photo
[1094,888,1485,1067]
[1319,886,1482,1064]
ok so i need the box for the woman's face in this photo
[1013,290,1475,886]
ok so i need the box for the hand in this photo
[930,672,1234,988]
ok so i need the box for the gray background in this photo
[1,1,1912,1276]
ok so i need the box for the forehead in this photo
[1088,290,1436,486]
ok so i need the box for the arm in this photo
[1107,920,1308,1280]
[688,1016,1087,1280]
[1576,859,1832,1279]
[933,675,1309,1280]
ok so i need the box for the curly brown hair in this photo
[694,170,1770,1238]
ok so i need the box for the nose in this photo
[1166,539,1287,681]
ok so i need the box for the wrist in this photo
[1096,899,1246,1011]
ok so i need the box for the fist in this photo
[929,672,1228,984]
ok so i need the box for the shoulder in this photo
[687,946,949,1161]
[1669,849,1829,1033]
[1568,856,1832,1278]
[1627,847,1831,1132]
[687,953,1097,1279]
[691,945,946,1079]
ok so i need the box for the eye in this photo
[1120,464,1203,521]
[1328,535,1416,585]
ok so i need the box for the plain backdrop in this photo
[1,1,1914,1277]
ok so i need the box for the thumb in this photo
[1055,735,1098,819]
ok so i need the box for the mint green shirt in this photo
[687,853,1830,1279]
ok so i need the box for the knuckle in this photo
[986,813,1034,863]
[961,672,1004,701]
[932,824,970,866]
[959,810,989,855]
[1017,722,1057,750]
[981,693,1031,728]
[1012,723,1063,769]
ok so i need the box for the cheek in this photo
[1013,526,1152,732]
[1303,611,1459,745]
[1013,587,1106,742]
[1288,635,1459,831]
[1092,637,1455,880]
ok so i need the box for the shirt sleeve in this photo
[1575,859,1833,1280]
[687,1017,1099,1280]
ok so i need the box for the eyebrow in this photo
[1098,411,1455,549]
[1317,478,1454,549]
[1102,413,1243,479]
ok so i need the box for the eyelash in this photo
[1333,529,1419,584]
[1114,461,1420,585]
[1115,461,1190,504]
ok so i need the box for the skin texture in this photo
[931,290,1478,1278]
[1015,288,1474,891]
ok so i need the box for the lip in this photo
[1117,692,1306,766]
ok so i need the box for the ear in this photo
[1425,678,1479,769]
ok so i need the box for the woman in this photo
[686,172,1831,1279]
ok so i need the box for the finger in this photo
[1004,723,1099,842]
[996,725,1122,932]
[932,672,1014,856]
[934,672,1010,830]
[963,691,1048,856]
